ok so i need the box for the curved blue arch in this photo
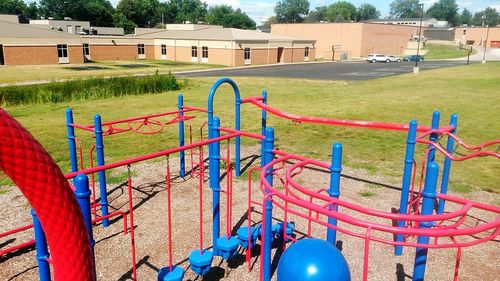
[207,77,242,176]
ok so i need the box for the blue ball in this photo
[277,238,351,281]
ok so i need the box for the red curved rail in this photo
[0,109,94,281]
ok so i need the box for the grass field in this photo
[1,63,499,193]
[425,43,476,59]
[0,60,224,84]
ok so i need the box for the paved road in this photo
[178,60,471,81]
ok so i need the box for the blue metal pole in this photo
[327,142,342,245]
[412,162,439,281]
[31,209,51,281]
[438,114,457,214]
[207,78,241,176]
[427,111,440,163]
[66,108,78,173]
[94,114,109,227]
[209,117,221,256]
[178,94,186,177]
[262,128,275,281]
[260,89,268,168]
[395,120,418,256]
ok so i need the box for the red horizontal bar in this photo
[241,96,264,103]
[219,127,264,140]
[0,240,35,256]
[245,97,432,132]
[0,223,33,238]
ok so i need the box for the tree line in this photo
[263,0,498,29]
[0,0,256,33]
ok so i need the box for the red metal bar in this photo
[0,223,33,238]
[126,171,137,281]
[181,105,209,113]
[0,240,35,256]
[245,97,432,132]
[92,211,128,234]
[363,227,372,281]
[199,145,204,253]
[165,157,173,271]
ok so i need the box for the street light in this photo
[414,3,425,74]
[482,25,490,64]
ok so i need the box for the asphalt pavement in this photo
[177,60,471,81]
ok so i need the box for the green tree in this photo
[113,11,135,33]
[39,0,115,26]
[304,6,327,23]
[325,1,357,22]
[356,3,380,21]
[169,0,207,24]
[472,8,499,27]
[205,5,255,29]
[460,8,472,26]
[84,0,115,26]
[274,0,310,23]
[258,15,277,31]
[26,1,38,20]
[116,0,160,27]
[389,0,423,18]
[426,0,458,26]
[0,0,30,22]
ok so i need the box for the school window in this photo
[57,44,68,58]
[191,46,198,57]
[161,44,167,55]
[138,44,145,55]
[304,47,310,58]
[244,48,251,60]
[202,46,208,58]
[83,43,90,56]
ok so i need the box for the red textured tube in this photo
[0,109,94,281]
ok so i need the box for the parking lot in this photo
[178,60,469,81]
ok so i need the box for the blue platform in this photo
[216,235,239,260]
[237,226,259,249]
[276,222,295,241]
[188,249,213,275]
[158,265,184,281]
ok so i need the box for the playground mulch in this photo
[0,146,498,280]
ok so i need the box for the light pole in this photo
[414,3,425,74]
[482,25,490,64]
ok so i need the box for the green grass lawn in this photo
[2,63,499,193]
[0,60,224,84]
[425,43,476,59]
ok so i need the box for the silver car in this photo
[387,55,402,62]
[367,54,391,63]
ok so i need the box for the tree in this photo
[0,0,30,22]
[426,0,458,26]
[471,8,499,27]
[113,11,135,33]
[459,8,472,26]
[26,1,38,20]
[84,0,115,26]
[304,6,327,23]
[389,0,423,18]
[39,0,115,26]
[356,3,380,21]
[205,5,255,29]
[274,0,309,23]
[258,16,277,31]
[169,0,207,24]
[116,0,160,27]
[325,1,357,22]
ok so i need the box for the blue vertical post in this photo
[427,111,440,163]
[178,94,186,177]
[260,89,268,168]
[94,114,109,227]
[66,108,78,173]
[209,117,221,256]
[438,114,457,214]
[262,128,275,281]
[235,95,241,177]
[31,209,51,281]
[412,162,439,281]
[327,142,342,245]
[395,120,418,256]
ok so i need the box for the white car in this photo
[367,54,391,63]
[387,55,402,62]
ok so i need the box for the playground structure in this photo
[0,77,499,281]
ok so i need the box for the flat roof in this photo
[0,19,79,38]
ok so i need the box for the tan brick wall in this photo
[234,49,244,66]
[3,45,58,65]
[290,47,308,62]
[272,23,417,59]
[89,44,141,61]
[145,45,155,59]
[69,45,84,64]
[360,24,417,56]
[204,48,232,66]
[455,27,500,47]
[250,48,278,65]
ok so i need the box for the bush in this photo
[0,73,184,106]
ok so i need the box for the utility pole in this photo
[413,3,424,74]
[482,26,490,64]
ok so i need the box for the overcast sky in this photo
[27,0,500,25]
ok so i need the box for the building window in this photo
[75,25,81,34]
[83,43,90,56]
[138,44,145,55]
[66,25,72,33]
[304,47,310,58]
[244,48,251,60]
[202,46,208,58]
[57,44,69,63]
[161,44,167,55]
[191,46,198,62]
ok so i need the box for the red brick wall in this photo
[69,45,84,64]
[3,45,58,65]
[89,44,140,61]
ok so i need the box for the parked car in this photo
[403,55,424,62]
[387,55,402,62]
[367,54,391,63]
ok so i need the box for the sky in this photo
[27,0,500,25]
